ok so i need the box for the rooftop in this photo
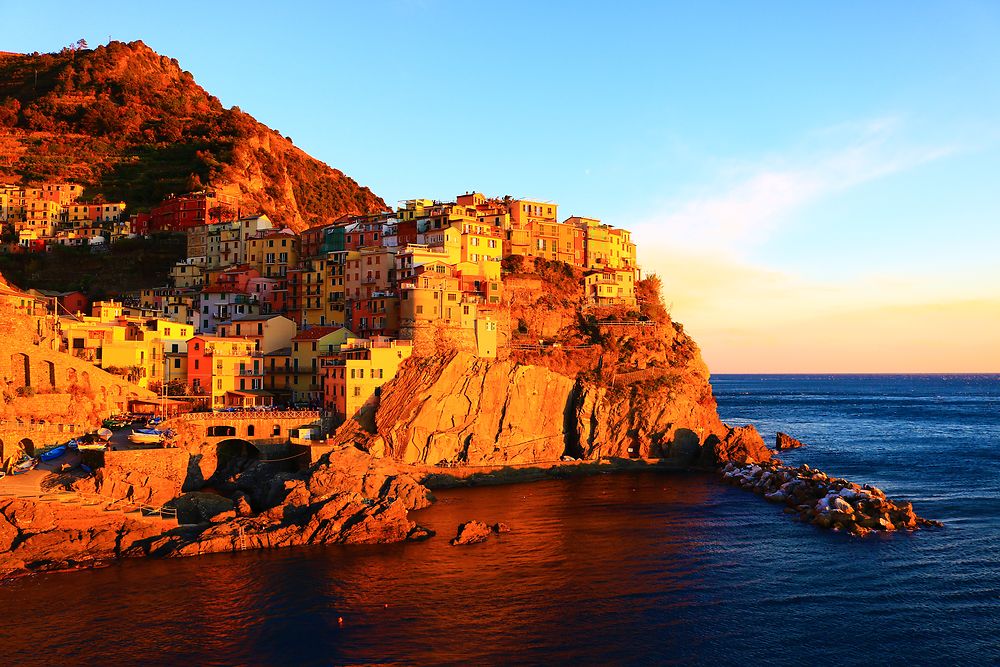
[292,326,347,341]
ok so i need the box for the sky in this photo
[5,0,1000,372]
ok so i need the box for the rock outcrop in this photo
[450,520,509,546]
[0,496,165,579]
[0,445,434,578]
[367,353,576,465]
[701,425,773,466]
[137,446,433,560]
[450,520,494,546]
[776,432,806,450]
[336,305,754,468]
[721,461,942,536]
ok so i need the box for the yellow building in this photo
[247,231,300,279]
[290,326,356,405]
[398,265,470,328]
[322,337,414,421]
[170,260,205,289]
[216,313,297,354]
[584,268,638,306]
[61,316,164,388]
[263,346,294,401]
[298,256,329,326]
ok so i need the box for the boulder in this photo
[451,520,493,546]
[173,492,235,524]
[702,424,773,465]
[776,432,806,450]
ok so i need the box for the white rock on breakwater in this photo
[720,461,942,536]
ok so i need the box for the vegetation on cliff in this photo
[0,41,386,230]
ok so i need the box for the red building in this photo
[129,212,151,236]
[57,291,89,316]
[150,191,239,233]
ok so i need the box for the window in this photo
[416,305,424,315]
[217,379,223,389]
[194,360,200,370]
[353,386,361,397]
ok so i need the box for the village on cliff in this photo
[0,182,937,577]
[1,183,640,422]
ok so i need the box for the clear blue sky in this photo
[6,0,1000,371]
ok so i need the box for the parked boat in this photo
[11,458,37,475]
[39,445,68,462]
[103,416,129,430]
[128,428,164,444]
[96,428,114,441]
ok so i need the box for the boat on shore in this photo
[39,445,68,462]
[128,428,164,444]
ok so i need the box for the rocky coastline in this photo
[721,460,942,536]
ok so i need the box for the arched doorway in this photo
[18,438,35,457]
[214,438,260,478]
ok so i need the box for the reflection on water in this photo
[1,473,724,666]
[2,375,999,665]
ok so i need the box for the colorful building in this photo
[290,326,356,405]
[186,335,267,408]
[321,337,413,421]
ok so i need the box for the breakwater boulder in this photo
[720,461,942,536]
[450,520,510,546]
[775,432,806,450]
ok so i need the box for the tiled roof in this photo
[292,326,344,341]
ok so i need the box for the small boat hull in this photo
[128,429,163,444]
[39,445,68,462]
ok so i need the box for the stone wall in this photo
[0,309,154,428]
[75,448,190,506]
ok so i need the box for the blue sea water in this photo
[1,374,998,666]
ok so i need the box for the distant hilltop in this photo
[0,40,386,231]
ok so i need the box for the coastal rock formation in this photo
[451,520,494,546]
[450,520,509,546]
[369,353,575,465]
[72,449,188,506]
[0,496,165,578]
[721,461,942,536]
[776,432,806,450]
[138,446,433,559]
[0,446,434,578]
[700,425,773,466]
[335,272,754,469]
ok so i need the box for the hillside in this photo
[0,41,386,230]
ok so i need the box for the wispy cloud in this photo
[638,117,959,253]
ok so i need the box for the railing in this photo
[172,410,321,421]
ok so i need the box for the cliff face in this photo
[0,41,385,230]
[334,269,767,468]
[368,353,577,465]
[359,342,738,467]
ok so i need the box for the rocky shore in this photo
[721,460,942,536]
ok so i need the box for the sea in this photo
[1,374,998,666]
